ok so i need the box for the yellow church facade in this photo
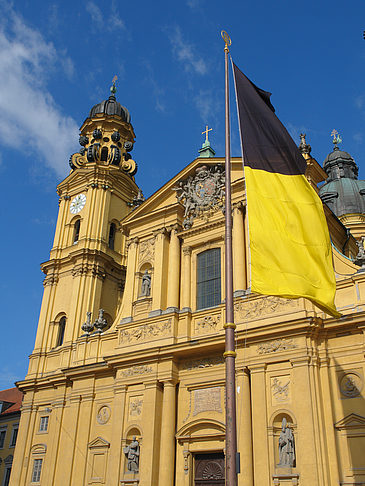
[9,89,365,486]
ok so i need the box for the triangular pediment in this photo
[122,157,244,234]
[88,436,110,449]
[335,413,365,430]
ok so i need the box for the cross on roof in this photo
[202,125,212,142]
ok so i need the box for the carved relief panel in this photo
[129,396,143,417]
[271,375,291,405]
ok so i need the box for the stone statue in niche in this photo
[123,436,140,472]
[140,270,151,297]
[278,418,295,467]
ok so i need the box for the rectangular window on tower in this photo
[31,459,43,483]
[197,248,221,310]
[39,416,49,433]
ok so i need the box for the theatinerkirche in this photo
[9,85,365,486]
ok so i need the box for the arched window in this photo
[197,248,221,310]
[108,223,116,250]
[73,219,80,244]
[56,317,66,347]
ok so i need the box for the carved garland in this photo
[120,319,172,344]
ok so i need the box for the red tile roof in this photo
[0,387,23,415]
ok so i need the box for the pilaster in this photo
[120,237,139,320]
[151,228,168,315]
[181,246,192,311]
[249,363,270,486]
[237,368,253,486]
[166,226,181,311]
[107,383,128,486]
[232,203,247,296]
[140,381,162,485]
[290,356,321,485]
[158,380,178,485]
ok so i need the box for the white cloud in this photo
[168,26,207,75]
[286,122,310,146]
[86,2,103,27]
[0,5,79,176]
[143,62,166,113]
[194,89,216,122]
[186,0,202,8]
[355,95,365,110]
[353,132,363,143]
[86,0,125,32]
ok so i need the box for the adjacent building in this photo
[9,88,365,486]
[0,388,23,486]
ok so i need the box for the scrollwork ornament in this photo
[173,164,225,229]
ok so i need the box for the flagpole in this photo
[222,30,238,486]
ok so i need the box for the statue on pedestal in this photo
[123,436,140,472]
[140,270,151,297]
[278,418,295,467]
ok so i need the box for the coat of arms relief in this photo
[173,165,225,229]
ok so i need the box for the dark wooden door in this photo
[194,452,225,486]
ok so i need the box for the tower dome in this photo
[89,94,131,123]
[68,79,137,176]
[319,142,365,217]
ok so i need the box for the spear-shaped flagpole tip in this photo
[221,30,232,52]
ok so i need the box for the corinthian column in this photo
[166,226,181,311]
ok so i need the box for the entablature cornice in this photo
[62,361,111,381]
[57,164,138,197]
[121,202,184,235]
[42,248,124,275]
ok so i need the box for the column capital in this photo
[290,355,311,367]
[153,227,168,238]
[168,224,182,235]
[182,246,192,256]
[248,363,267,374]
[144,379,162,390]
[126,236,139,248]
[232,201,245,213]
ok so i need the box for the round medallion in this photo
[340,372,363,398]
[96,405,111,425]
[70,194,86,214]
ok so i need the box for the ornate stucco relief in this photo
[181,356,224,371]
[120,319,172,344]
[173,164,225,229]
[194,315,221,335]
[138,238,155,264]
[193,387,222,416]
[271,376,291,404]
[339,372,363,398]
[96,405,111,425]
[257,339,297,355]
[235,296,299,321]
[129,397,143,416]
[121,365,153,377]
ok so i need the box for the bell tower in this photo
[28,80,140,377]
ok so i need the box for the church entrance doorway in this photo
[194,452,225,486]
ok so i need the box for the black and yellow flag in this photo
[232,62,340,317]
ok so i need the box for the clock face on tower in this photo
[70,194,86,214]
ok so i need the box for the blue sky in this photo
[0,0,364,389]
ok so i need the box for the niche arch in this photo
[269,410,297,469]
